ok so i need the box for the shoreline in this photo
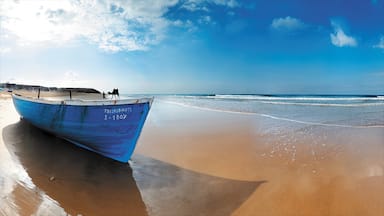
[160,99,384,129]
[0,91,11,99]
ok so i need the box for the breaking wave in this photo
[158,94,384,128]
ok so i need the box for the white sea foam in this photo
[256,101,384,107]
[212,94,384,101]
[160,99,384,129]
[179,94,384,107]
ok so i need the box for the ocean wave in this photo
[210,94,384,101]
[256,101,384,107]
[160,100,384,129]
[171,95,384,107]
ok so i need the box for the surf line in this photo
[161,100,384,129]
[257,101,384,107]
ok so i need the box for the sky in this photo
[0,0,384,94]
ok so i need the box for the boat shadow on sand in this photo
[3,120,265,216]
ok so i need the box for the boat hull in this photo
[12,94,152,162]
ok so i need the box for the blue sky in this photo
[0,0,383,94]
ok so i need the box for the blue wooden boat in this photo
[12,93,153,162]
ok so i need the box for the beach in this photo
[1,94,384,216]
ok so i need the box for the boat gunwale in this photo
[12,93,154,106]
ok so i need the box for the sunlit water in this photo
[140,94,384,164]
[151,94,384,129]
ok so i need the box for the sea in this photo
[135,94,384,129]
[139,94,384,160]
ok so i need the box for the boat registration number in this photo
[104,108,132,121]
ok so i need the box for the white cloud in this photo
[1,0,180,52]
[212,0,239,7]
[181,0,239,11]
[270,16,306,31]
[0,0,238,52]
[374,36,384,49]
[198,15,212,24]
[171,19,198,32]
[330,21,357,47]
[172,19,184,27]
[181,1,209,11]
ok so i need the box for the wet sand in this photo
[1,96,384,215]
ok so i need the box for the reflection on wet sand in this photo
[2,120,263,216]
[3,120,148,216]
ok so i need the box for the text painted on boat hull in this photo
[104,107,132,121]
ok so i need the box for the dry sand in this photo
[1,95,383,215]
